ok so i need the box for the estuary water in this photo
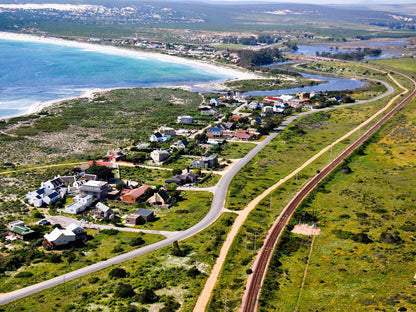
[0,38,228,119]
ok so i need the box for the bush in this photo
[15,271,34,278]
[109,268,127,278]
[114,283,135,298]
[48,254,62,263]
[88,276,100,284]
[139,287,159,304]
[160,296,180,312]
[187,266,201,277]
[101,229,119,236]
[128,237,145,247]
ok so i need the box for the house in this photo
[26,188,62,207]
[177,116,194,124]
[80,180,109,199]
[235,130,255,141]
[248,101,260,111]
[192,155,218,169]
[125,208,155,225]
[62,194,93,214]
[125,214,143,225]
[149,189,173,207]
[150,150,170,163]
[150,132,163,142]
[7,221,35,240]
[106,151,127,162]
[209,98,219,106]
[263,106,274,113]
[158,126,176,136]
[121,185,153,204]
[41,177,64,190]
[170,138,189,150]
[44,228,76,246]
[44,223,86,247]
[66,223,86,240]
[165,172,198,186]
[134,209,155,222]
[92,202,114,219]
[206,126,223,138]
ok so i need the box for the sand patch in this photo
[292,223,320,236]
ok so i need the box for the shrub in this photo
[160,296,180,312]
[109,268,127,278]
[139,287,159,304]
[101,229,119,236]
[15,271,34,278]
[114,283,135,298]
[48,254,62,263]
[128,237,145,247]
[187,266,201,277]
[88,276,100,284]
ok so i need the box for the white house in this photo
[150,150,170,163]
[44,228,76,246]
[66,223,85,236]
[26,188,61,207]
[150,132,171,143]
[62,194,93,214]
[93,202,113,219]
[177,116,194,124]
[210,98,220,106]
[41,177,64,190]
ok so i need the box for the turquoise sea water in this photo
[0,39,227,119]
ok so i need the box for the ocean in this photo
[0,38,228,119]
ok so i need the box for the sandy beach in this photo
[0,31,262,118]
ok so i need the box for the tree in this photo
[128,237,145,247]
[114,283,135,298]
[109,267,127,278]
[139,287,159,304]
[194,133,208,144]
[172,168,182,176]
[160,296,180,312]
[87,163,114,181]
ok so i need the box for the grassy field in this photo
[260,97,416,312]
[0,230,164,294]
[207,59,415,311]
[0,88,204,167]
[2,213,236,312]
[223,77,322,92]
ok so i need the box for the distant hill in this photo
[0,1,415,35]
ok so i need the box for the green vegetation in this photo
[208,60,414,311]
[0,230,164,293]
[224,77,322,92]
[0,88,204,167]
[2,213,236,312]
[260,96,416,311]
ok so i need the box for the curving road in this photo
[0,72,396,306]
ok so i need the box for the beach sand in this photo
[0,32,262,117]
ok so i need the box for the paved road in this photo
[0,75,395,305]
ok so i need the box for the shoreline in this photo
[0,31,262,120]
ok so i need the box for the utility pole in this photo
[245,231,247,252]
[225,292,228,312]
[254,232,257,251]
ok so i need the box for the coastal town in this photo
[1,1,416,311]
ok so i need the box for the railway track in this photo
[241,75,416,312]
